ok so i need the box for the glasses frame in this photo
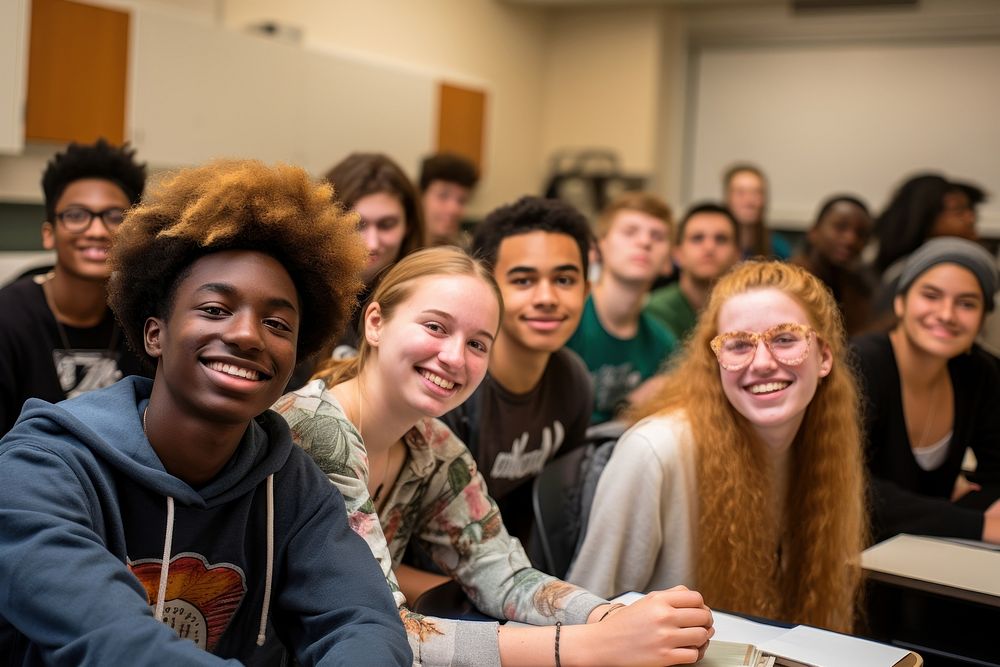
[54,206,126,234]
[710,322,817,371]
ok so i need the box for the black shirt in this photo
[0,277,149,435]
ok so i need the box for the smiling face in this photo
[894,263,984,359]
[809,201,872,267]
[355,192,408,283]
[716,288,832,451]
[493,231,587,354]
[42,178,131,282]
[598,209,671,287]
[366,274,500,420]
[144,250,299,424]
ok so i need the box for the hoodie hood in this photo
[14,376,293,509]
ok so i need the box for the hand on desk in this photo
[565,586,714,666]
[983,498,1000,544]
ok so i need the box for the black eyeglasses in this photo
[55,207,126,233]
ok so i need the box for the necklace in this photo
[39,272,120,354]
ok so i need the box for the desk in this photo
[862,535,1000,666]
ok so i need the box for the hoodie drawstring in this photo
[256,474,275,647]
[151,477,274,649]
[153,496,175,622]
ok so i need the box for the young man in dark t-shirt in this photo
[441,196,593,546]
[0,139,149,435]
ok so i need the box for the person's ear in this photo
[41,222,55,251]
[818,341,834,378]
[893,293,905,320]
[364,302,385,347]
[144,317,165,358]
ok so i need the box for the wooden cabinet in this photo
[25,0,129,144]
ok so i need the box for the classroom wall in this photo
[221,0,552,218]
[540,6,662,176]
[5,0,1000,238]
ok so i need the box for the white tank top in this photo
[912,431,952,471]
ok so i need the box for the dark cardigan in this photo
[851,332,1000,541]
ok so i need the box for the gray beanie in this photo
[897,237,998,311]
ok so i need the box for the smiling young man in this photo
[439,196,593,547]
[0,161,410,665]
[646,203,741,343]
[567,192,677,424]
[0,139,149,435]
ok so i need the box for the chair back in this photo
[531,443,594,578]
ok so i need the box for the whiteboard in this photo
[687,40,1000,234]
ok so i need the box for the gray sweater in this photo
[568,412,698,598]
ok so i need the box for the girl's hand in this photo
[983,498,1000,544]
[564,586,714,666]
[951,474,981,502]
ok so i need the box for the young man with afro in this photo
[0,160,411,666]
[0,139,150,435]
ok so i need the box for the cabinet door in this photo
[25,0,128,144]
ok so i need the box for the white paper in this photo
[711,612,787,646]
[759,626,908,667]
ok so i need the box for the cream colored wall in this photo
[540,6,662,175]
[221,0,551,217]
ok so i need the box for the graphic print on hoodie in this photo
[0,376,411,666]
[129,554,246,651]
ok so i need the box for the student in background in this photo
[874,173,984,282]
[277,247,714,667]
[722,163,791,260]
[419,152,479,248]
[570,261,866,634]
[0,139,149,435]
[0,160,410,665]
[791,195,875,336]
[440,196,593,549]
[285,153,427,392]
[646,203,740,343]
[852,238,1000,544]
[567,192,676,424]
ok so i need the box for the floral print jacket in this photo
[274,380,605,667]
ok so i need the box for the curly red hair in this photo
[630,260,867,632]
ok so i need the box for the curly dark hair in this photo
[323,153,425,264]
[108,160,366,363]
[418,152,479,191]
[41,138,146,222]
[471,196,593,277]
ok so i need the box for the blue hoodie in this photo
[0,377,411,666]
